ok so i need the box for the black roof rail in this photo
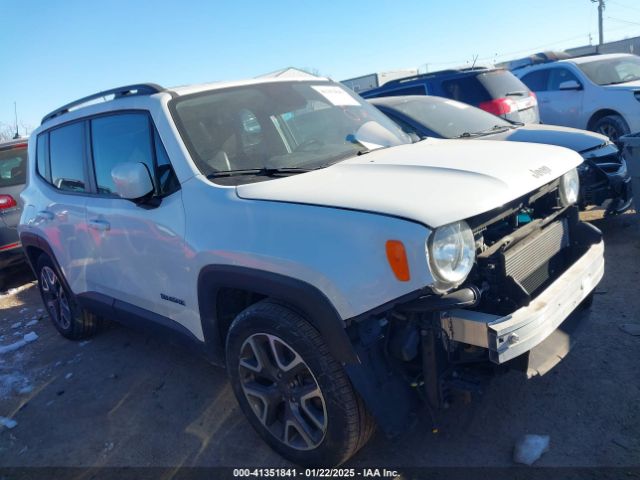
[384,66,493,86]
[41,83,165,125]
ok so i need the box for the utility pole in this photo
[591,0,605,52]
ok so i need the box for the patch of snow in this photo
[0,417,17,429]
[513,434,550,466]
[0,372,31,398]
[10,322,22,329]
[65,373,73,380]
[25,320,38,327]
[23,332,38,342]
[0,332,38,355]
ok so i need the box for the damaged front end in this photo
[345,179,604,436]
[579,143,633,215]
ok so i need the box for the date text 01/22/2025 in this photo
[232,468,400,478]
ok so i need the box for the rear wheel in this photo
[36,254,100,340]
[592,114,630,143]
[226,300,374,466]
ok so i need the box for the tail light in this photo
[479,97,517,116]
[529,91,538,105]
[0,194,17,210]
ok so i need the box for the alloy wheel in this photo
[40,266,72,330]
[597,123,619,141]
[238,333,327,451]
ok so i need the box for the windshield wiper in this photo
[458,124,514,138]
[208,167,312,178]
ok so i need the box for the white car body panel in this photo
[237,138,582,228]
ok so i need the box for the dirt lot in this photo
[0,211,638,474]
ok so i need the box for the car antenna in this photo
[13,102,20,139]
[471,54,479,70]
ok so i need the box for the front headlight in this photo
[559,168,580,206]
[427,220,475,288]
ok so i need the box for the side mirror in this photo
[111,162,154,201]
[558,80,582,91]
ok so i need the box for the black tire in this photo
[592,114,630,143]
[226,300,375,467]
[36,254,100,340]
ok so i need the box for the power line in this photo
[608,16,640,27]
[608,0,640,14]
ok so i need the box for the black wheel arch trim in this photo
[19,232,70,290]
[197,264,360,366]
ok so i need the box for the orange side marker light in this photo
[385,240,410,282]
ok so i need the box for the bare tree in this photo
[0,122,17,142]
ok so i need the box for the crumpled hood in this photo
[236,138,583,228]
[481,124,608,154]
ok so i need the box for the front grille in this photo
[503,219,569,291]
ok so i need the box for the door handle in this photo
[36,210,54,221]
[88,219,111,232]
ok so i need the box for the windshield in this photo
[577,56,640,85]
[170,81,410,178]
[381,96,511,138]
[0,146,27,187]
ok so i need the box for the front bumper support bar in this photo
[441,240,605,364]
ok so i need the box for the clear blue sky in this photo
[2,0,640,131]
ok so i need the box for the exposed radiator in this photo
[503,219,569,293]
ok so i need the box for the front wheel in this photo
[36,254,101,340]
[226,300,374,466]
[592,114,630,143]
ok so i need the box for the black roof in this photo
[382,66,493,86]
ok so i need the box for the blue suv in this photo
[358,67,540,124]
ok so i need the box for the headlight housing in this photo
[559,168,580,206]
[427,220,475,289]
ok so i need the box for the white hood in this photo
[236,138,583,228]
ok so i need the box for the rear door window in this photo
[49,122,87,192]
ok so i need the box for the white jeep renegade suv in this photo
[19,79,604,466]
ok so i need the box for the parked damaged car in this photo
[19,79,604,466]
[0,138,28,289]
[370,95,633,215]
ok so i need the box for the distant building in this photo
[341,70,419,93]
[565,35,640,57]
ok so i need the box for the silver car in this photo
[514,53,640,142]
[0,138,28,288]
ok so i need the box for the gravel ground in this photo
[0,210,638,473]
